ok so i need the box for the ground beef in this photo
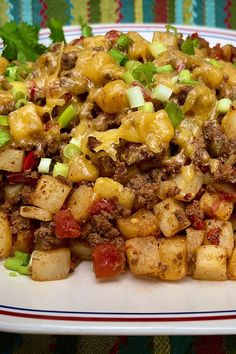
[61,51,79,70]
[213,162,236,183]
[10,210,32,234]
[127,172,161,210]
[119,143,157,166]
[0,99,15,115]
[217,82,236,100]
[171,86,192,106]
[92,113,121,131]
[191,135,209,170]
[21,186,34,204]
[34,222,66,250]
[113,160,128,184]
[185,200,204,220]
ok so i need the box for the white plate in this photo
[1,24,236,335]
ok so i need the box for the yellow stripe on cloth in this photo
[100,0,119,23]
[154,336,171,354]
[184,0,193,24]
[0,0,9,25]
[70,0,89,25]
[134,0,143,23]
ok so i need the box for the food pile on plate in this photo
[0,21,235,282]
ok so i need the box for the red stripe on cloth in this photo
[87,0,91,22]
[154,0,168,23]
[39,0,48,28]
[195,335,225,354]
[224,0,232,28]
[116,0,123,23]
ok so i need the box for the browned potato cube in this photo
[30,175,72,214]
[199,191,233,221]
[186,227,205,274]
[125,236,160,277]
[193,245,227,281]
[228,248,236,279]
[157,236,187,280]
[20,206,53,221]
[0,212,12,258]
[68,185,97,222]
[0,149,24,172]
[154,198,190,237]
[204,219,234,257]
[117,209,159,239]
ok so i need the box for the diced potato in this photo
[172,164,203,201]
[192,63,223,89]
[204,219,234,257]
[222,108,236,140]
[157,180,179,200]
[83,35,110,51]
[67,185,97,222]
[230,214,236,232]
[193,245,227,281]
[94,177,134,210]
[8,103,44,143]
[186,227,205,274]
[157,236,187,280]
[70,239,92,261]
[12,231,33,254]
[125,236,160,277]
[228,248,236,279]
[154,198,190,237]
[199,191,233,221]
[20,206,53,221]
[152,31,178,48]
[117,209,159,239]
[95,80,129,114]
[31,248,71,281]
[0,212,12,258]
[67,155,99,183]
[30,175,72,214]
[127,32,151,61]
[0,149,24,172]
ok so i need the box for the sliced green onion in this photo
[126,86,145,108]
[15,98,29,109]
[216,98,232,113]
[155,64,173,74]
[0,115,9,126]
[82,25,93,37]
[165,102,184,128]
[178,69,191,82]
[11,87,26,101]
[4,65,18,82]
[179,79,198,85]
[14,251,29,266]
[58,105,77,129]
[53,162,69,178]
[181,38,195,55]
[165,24,178,36]
[0,128,11,147]
[208,58,222,69]
[117,33,131,49]
[124,60,141,71]
[4,257,23,271]
[70,137,81,146]
[18,265,29,275]
[109,48,128,66]
[192,38,199,48]
[121,70,135,84]
[149,42,167,57]
[63,143,81,159]
[132,62,156,86]
[138,102,154,113]
[15,65,32,81]
[38,158,52,174]
[152,84,172,102]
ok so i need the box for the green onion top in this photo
[165,102,184,128]
[0,128,11,147]
[124,60,141,71]
[117,33,131,49]
[53,162,69,178]
[155,64,173,74]
[181,38,195,55]
[15,98,29,110]
[0,115,9,126]
[58,105,77,129]
[208,58,222,69]
[132,62,157,87]
[109,48,128,66]
[165,24,178,36]
[14,251,30,266]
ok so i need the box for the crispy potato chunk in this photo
[199,191,233,221]
[12,231,33,254]
[95,80,129,114]
[204,219,234,257]
[117,209,159,239]
[68,185,97,222]
[0,212,12,258]
[157,237,187,281]
[154,198,190,237]
[186,227,205,274]
[193,245,227,281]
[31,248,71,281]
[222,107,236,140]
[127,32,151,61]
[0,149,24,172]
[152,31,178,48]
[20,206,53,221]
[67,155,99,183]
[228,248,236,279]
[8,104,44,143]
[125,236,160,277]
[30,175,72,214]
[70,239,92,261]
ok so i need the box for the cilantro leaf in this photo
[0,21,47,62]
[48,18,66,43]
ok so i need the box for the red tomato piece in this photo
[206,227,221,245]
[92,244,125,279]
[22,151,39,171]
[189,215,206,230]
[89,199,116,216]
[54,209,81,239]
[105,30,121,42]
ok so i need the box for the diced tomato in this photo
[105,30,121,42]
[29,86,37,101]
[209,197,221,217]
[206,227,221,245]
[54,209,81,239]
[22,151,39,172]
[89,199,116,216]
[189,215,206,230]
[92,244,125,279]
[6,172,39,186]
[210,43,224,60]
